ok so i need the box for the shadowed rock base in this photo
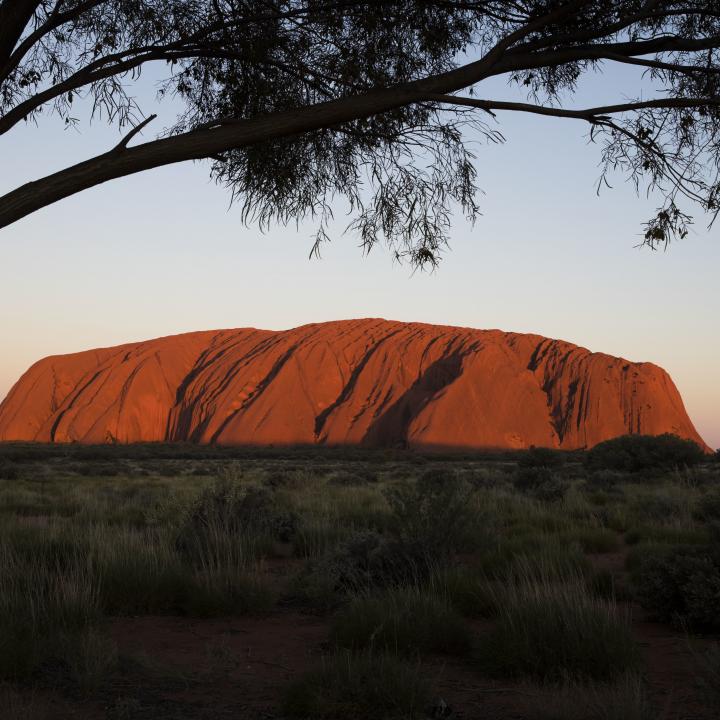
[0,319,709,451]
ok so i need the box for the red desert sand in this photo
[0,319,709,450]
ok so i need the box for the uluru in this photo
[0,319,708,451]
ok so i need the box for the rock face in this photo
[0,319,709,450]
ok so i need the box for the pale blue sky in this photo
[1,62,718,448]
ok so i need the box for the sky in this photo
[1,62,718,449]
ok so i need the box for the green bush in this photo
[330,587,471,656]
[513,466,568,502]
[296,531,431,608]
[586,434,705,474]
[518,447,566,468]
[175,482,294,568]
[584,469,627,492]
[634,545,720,631]
[694,490,720,524]
[0,462,19,481]
[384,469,475,555]
[282,651,430,719]
[563,527,621,554]
[628,493,683,522]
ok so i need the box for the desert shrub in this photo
[0,462,19,481]
[518,447,566,468]
[588,567,632,603]
[694,490,720,524]
[384,469,476,555]
[428,565,503,617]
[215,460,244,484]
[628,492,684,523]
[584,469,627,492]
[328,468,378,486]
[513,467,568,502]
[624,525,710,547]
[186,568,274,616]
[634,545,720,631]
[91,527,194,615]
[263,468,296,488]
[696,489,720,537]
[282,651,430,719]
[93,462,124,477]
[264,467,318,490]
[296,531,429,608]
[694,642,720,710]
[515,542,591,579]
[479,565,639,682]
[292,514,354,559]
[478,535,590,582]
[330,587,471,656]
[457,466,504,489]
[562,527,622,554]
[586,434,705,475]
[175,482,295,568]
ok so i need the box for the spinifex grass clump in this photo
[427,564,505,617]
[282,650,430,719]
[0,540,101,681]
[480,561,639,682]
[330,586,471,656]
[530,675,651,720]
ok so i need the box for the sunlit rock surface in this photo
[0,319,708,451]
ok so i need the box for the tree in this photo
[0,0,718,267]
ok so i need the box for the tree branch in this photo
[0,0,108,83]
[1,1,718,233]
[0,4,595,232]
[112,114,157,151]
[427,94,720,122]
[493,34,720,78]
[0,0,42,70]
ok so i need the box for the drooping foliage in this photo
[1,1,719,265]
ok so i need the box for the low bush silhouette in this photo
[586,434,705,474]
[384,468,475,556]
[518,447,566,468]
[296,531,430,608]
[634,545,720,632]
[513,466,568,502]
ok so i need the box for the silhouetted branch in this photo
[112,113,157,151]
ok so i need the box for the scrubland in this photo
[0,436,718,719]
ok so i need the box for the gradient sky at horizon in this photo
[1,61,718,448]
